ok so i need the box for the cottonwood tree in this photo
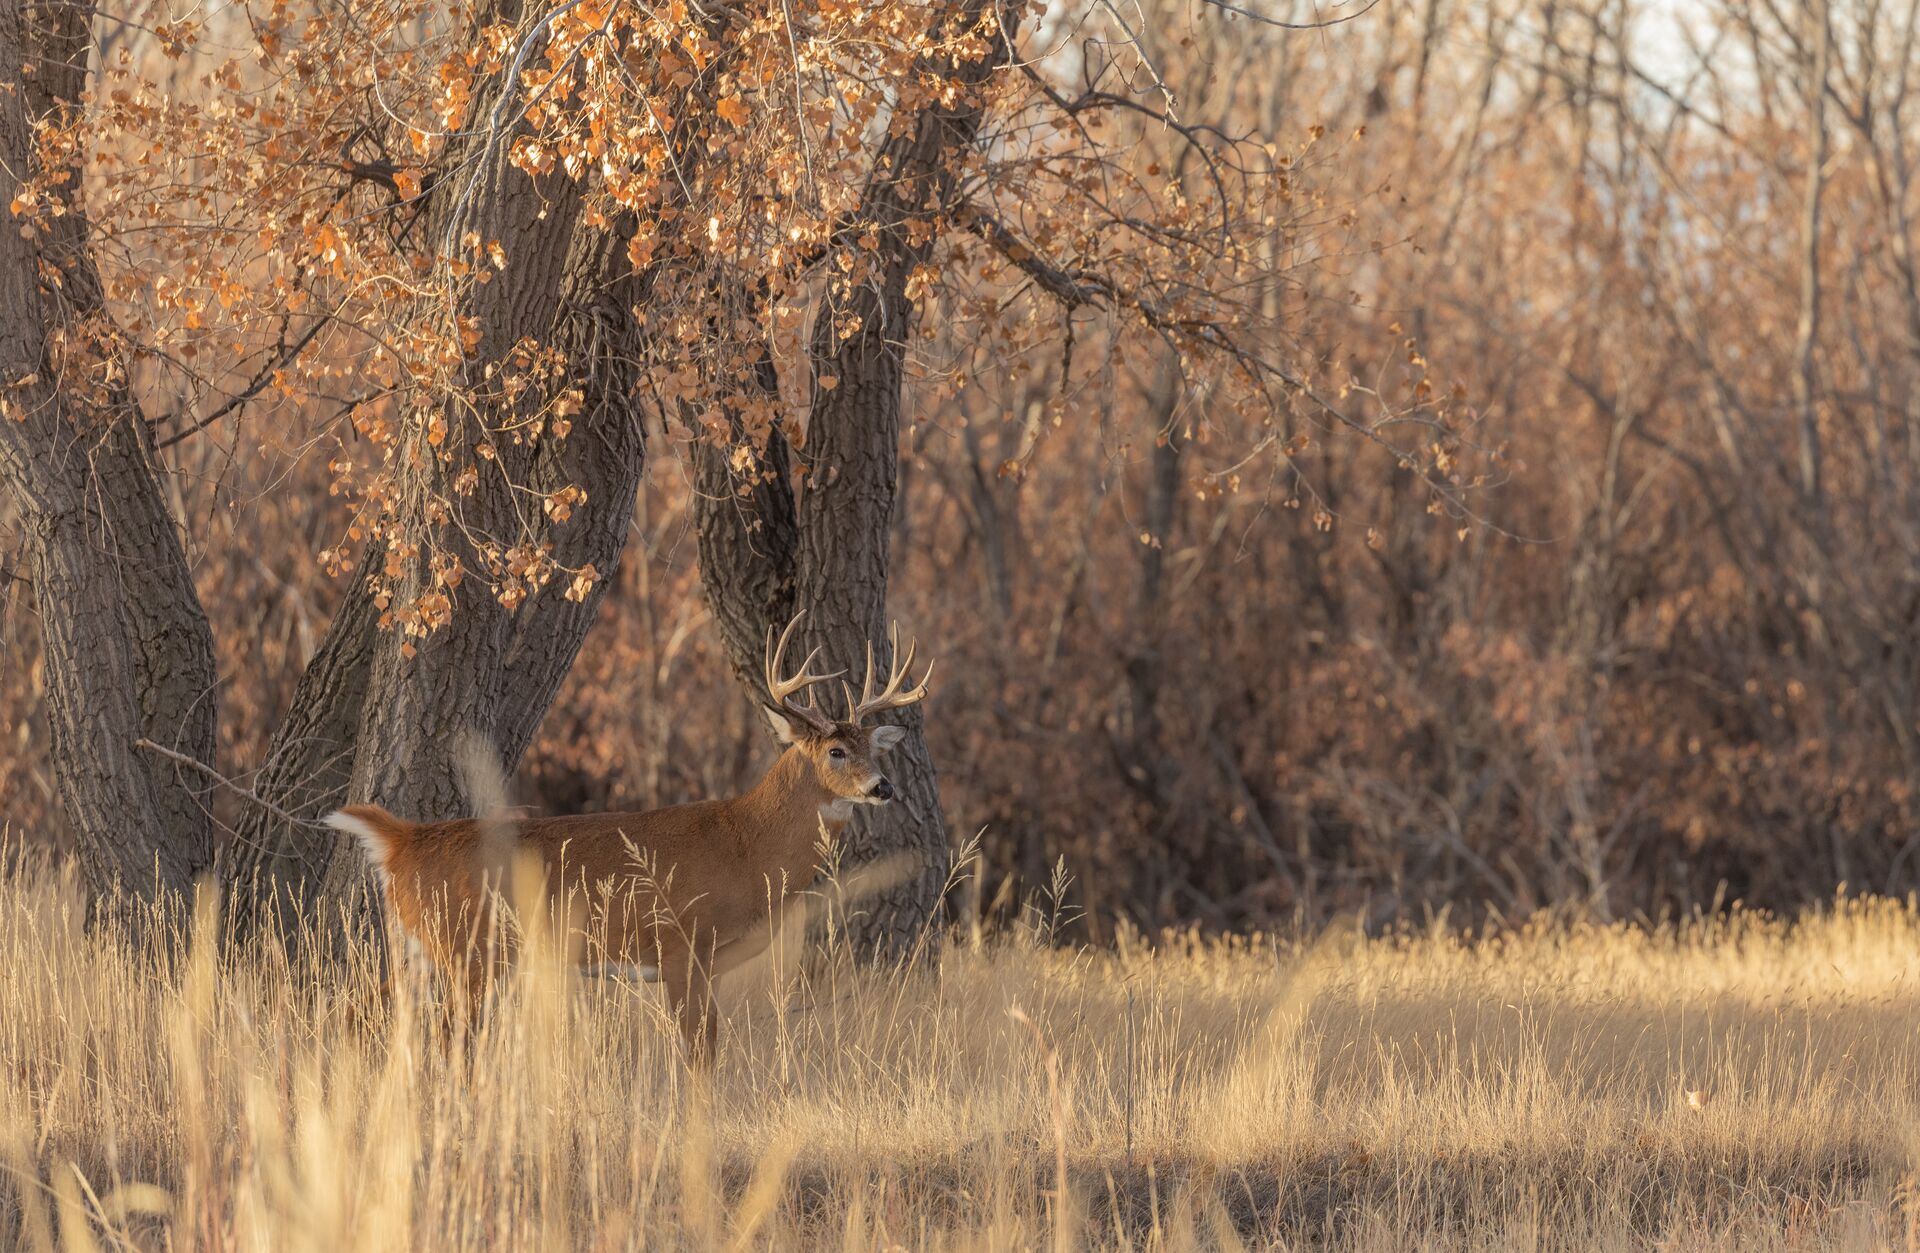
[4,0,1464,949]
[0,0,218,903]
[214,0,745,932]
[678,0,1473,949]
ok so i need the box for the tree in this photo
[0,0,218,903]
[692,0,1015,953]
[220,0,744,933]
[673,0,1467,949]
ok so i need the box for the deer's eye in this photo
[828,747,846,760]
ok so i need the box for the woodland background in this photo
[3,0,1914,940]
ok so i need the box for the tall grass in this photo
[2,844,1917,1250]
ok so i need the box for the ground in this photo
[2,847,1917,1250]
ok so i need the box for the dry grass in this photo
[2,846,1918,1250]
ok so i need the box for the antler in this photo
[763,612,840,735]
[844,622,936,726]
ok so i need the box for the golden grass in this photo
[3,845,1919,1250]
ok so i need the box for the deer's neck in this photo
[736,748,845,874]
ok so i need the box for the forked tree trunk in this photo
[0,0,219,903]
[220,171,652,936]
[220,5,732,939]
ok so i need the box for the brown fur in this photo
[331,718,900,1061]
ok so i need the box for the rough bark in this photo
[219,563,382,930]
[497,222,651,760]
[694,0,1013,956]
[694,354,801,686]
[349,188,588,820]
[0,0,219,902]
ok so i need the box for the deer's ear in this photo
[765,706,800,744]
[870,724,907,752]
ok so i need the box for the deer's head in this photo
[762,614,933,807]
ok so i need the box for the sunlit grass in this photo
[2,843,1918,1249]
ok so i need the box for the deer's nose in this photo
[869,778,895,802]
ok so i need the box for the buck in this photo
[323,612,932,1061]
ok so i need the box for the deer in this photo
[322,612,933,1062]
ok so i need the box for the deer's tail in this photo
[324,805,417,878]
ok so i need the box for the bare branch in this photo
[134,738,329,832]
[1194,0,1380,32]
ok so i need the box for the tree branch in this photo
[156,315,332,450]
[135,737,328,832]
[1195,0,1380,31]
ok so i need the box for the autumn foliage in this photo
[2,0,1911,936]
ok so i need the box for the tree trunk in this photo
[348,142,592,824]
[221,199,651,930]
[693,0,1014,956]
[0,0,218,902]
[695,354,801,680]
[219,565,383,931]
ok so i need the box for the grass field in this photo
[3,848,1919,1250]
